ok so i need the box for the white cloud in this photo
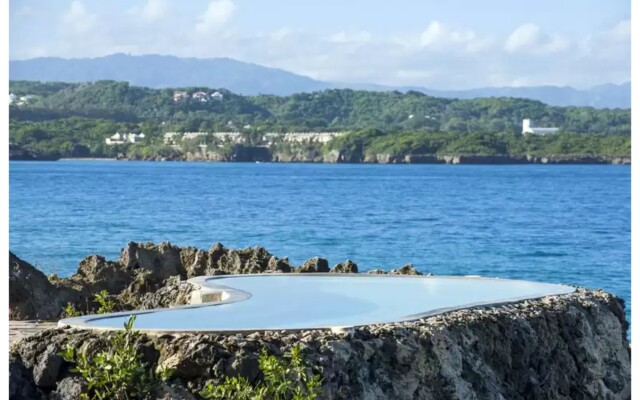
[195,0,237,34]
[611,19,630,39]
[10,5,630,89]
[329,31,371,44]
[505,23,540,52]
[420,21,475,47]
[419,21,490,54]
[61,1,97,36]
[140,0,169,22]
[268,27,294,42]
[505,23,570,54]
[14,6,34,18]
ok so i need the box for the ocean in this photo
[9,161,631,323]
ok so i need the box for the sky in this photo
[9,0,631,90]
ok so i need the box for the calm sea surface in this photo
[9,161,631,322]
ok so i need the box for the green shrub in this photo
[61,315,172,400]
[62,303,81,318]
[94,290,116,314]
[201,345,322,400]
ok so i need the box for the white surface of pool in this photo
[59,274,575,332]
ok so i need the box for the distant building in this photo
[13,94,35,106]
[105,132,145,145]
[163,131,211,144]
[182,132,209,140]
[522,119,559,135]
[173,91,188,102]
[263,132,344,144]
[192,91,209,102]
[212,132,244,143]
[211,91,224,101]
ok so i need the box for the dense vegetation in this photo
[61,316,174,400]
[61,315,320,400]
[9,80,631,159]
[328,129,631,159]
[201,345,321,400]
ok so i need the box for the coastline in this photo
[13,154,632,165]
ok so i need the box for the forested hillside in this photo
[9,80,631,160]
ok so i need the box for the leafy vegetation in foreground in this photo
[9,80,631,159]
[61,316,173,400]
[60,315,320,400]
[201,345,322,400]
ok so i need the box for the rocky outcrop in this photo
[331,260,358,273]
[9,288,630,399]
[9,243,379,320]
[9,253,76,320]
[9,144,60,161]
[298,257,330,273]
[390,264,422,275]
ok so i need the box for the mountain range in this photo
[9,53,631,109]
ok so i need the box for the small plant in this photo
[61,315,171,400]
[94,290,116,314]
[201,345,322,400]
[62,303,81,318]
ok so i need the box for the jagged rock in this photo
[298,257,330,273]
[367,269,387,275]
[50,377,88,400]
[9,355,41,399]
[390,264,422,275]
[227,350,260,381]
[180,247,211,278]
[267,256,292,273]
[120,242,186,281]
[131,276,196,310]
[153,382,197,400]
[69,255,133,294]
[331,260,358,273]
[32,345,64,388]
[215,246,275,274]
[9,252,75,320]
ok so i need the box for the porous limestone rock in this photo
[9,289,630,400]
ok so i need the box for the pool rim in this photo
[57,273,577,334]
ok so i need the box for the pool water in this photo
[59,274,576,332]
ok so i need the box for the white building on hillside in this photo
[9,93,16,104]
[522,119,559,135]
[105,132,145,145]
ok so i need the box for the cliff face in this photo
[9,288,630,399]
[9,144,60,161]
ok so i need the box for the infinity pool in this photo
[59,274,575,332]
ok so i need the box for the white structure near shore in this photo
[105,132,145,145]
[522,119,559,135]
[163,131,344,145]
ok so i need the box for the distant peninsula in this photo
[9,80,630,164]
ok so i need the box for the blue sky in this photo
[9,0,631,89]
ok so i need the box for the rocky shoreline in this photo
[128,148,633,164]
[9,144,631,164]
[9,242,632,399]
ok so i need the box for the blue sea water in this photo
[9,161,631,323]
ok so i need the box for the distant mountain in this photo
[417,83,631,109]
[9,54,330,96]
[9,54,630,108]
